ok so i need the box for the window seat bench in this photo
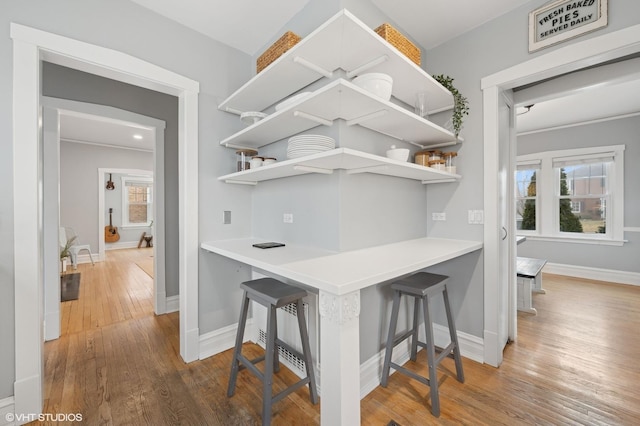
[516,256,547,314]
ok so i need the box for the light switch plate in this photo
[432,212,446,221]
[223,210,231,224]
[283,213,294,223]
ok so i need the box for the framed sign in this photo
[529,0,608,52]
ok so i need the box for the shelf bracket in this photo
[293,56,333,78]
[223,106,244,116]
[293,110,334,127]
[345,110,387,126]
[346,55,389,79]
[293,165,334,175]
[346,165,389,175]
[421,178,457,185]
[224,179,258,186]
[223,142,258,150]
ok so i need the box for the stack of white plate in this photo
[287,135,335,159]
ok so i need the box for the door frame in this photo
[11,23,200,416]
[481,24,640,367]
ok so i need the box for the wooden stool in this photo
[380,272,464,417]
[227,278,317,425]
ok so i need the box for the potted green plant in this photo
[60,235,76,273]
[433,74,469,138]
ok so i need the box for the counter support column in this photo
[319,290,361,425]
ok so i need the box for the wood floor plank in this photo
[35,262,640,425]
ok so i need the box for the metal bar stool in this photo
[380,272,464,417]
[227,278,318,425]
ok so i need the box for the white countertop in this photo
[201,237,483,295]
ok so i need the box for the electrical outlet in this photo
[468,210,484,224]
[223,210,231,224]
[432,212,446,221]
[283,213,294,224]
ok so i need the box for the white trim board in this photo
[199,320,254,360]
[11,23,200,418]
[543,263,640,286]
[0,397,15,426]
[165,295,180,313]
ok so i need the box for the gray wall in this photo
[1,0,251,399]
[59,142,153,251]
[517,116,640,272]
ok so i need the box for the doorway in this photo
[481,24,640,367]
[11,23,200,416]
[41,98,169,341]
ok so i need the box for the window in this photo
[516,145,624,245]
[122,177,153,227]
[515,161,539,232]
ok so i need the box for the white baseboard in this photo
[543,262,640,286]
[199,319,254,360]
[165,295,179,313]
[105,241,141,250]
[360,323,483,398]
[0,397,15,426]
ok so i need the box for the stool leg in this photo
[262,305,277,425]
[228,292,250,397]
[443,286,464,383]
[381,290,401,387]
[410,297,420,361]
[295,300,318,404]
[422,296,440,417]
[273,312,280,373]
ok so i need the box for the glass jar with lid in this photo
[442,152,458,174]
[236,149,258,171]
[428,159,446,171]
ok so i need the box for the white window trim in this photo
[121,176,153,228]
[517,145,625,245]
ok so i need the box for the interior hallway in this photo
[38,261,640,424]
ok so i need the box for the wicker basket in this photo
[257,31,301,73]
[374,23,421,66]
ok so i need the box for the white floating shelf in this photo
[220,79,457,149]
[218,148,461,185]
[218,9,454,116]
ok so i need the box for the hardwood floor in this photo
[36,268,640,425]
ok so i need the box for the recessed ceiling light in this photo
[133,134,143,140]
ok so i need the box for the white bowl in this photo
[386,145,409,162]
[275,92,312,111]
[352,73,393,101]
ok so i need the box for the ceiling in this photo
[62,0,640,147]
[60,112,155,151]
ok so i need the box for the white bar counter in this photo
[201,237,482,425]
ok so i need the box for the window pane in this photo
[558,163,608,196]
[516,199,536,231]
[129,204,148,223]
[516,169,536,197]
[559,197,607,234]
